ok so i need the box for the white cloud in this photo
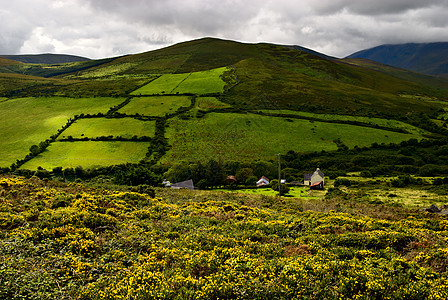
[0,0,447,58]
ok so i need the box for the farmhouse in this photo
[303,168,325,188]
[256,176,270,187]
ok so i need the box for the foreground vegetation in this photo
[0,175,447,299]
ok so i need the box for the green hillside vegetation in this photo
[164,112,425,163]
[1,175,448,299]
[196,97,232,110]
[58,118,156,140]
[0,53,90,64]
[130,67,228,95]
[0,97,123,168]
[0,37,447,179]
[20,141,150,170]
[118,96,192,117]
[258,109,428,135]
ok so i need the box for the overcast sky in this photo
[1,0,448,59]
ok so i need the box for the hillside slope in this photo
[2,37,448,170]
[346,42,448,77]
[57,38,448,117]
[0,53,90,64]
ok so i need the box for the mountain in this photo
[0,53,90,64]
[346,42,448,77]
[1,37,448,171]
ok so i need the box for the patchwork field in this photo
[130,67,228,95]
[20,141,150,170]
[118,96,192,116]
[261,110,428,135]
[164,112,425,162]
[58,118,156,139]
[196,97,232,110]
[0,97,123,168]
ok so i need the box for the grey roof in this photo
[304,174,312,181]
[313,168,324,177]
[170,179,194,190]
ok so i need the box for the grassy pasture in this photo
[172,67,227,94]
[0,97,123,167]
[58,118,156,139]
[164,112,425,163]
[130,67,227,95]
[118,96,192,117]
[261,109,428,135]
[20,141,149,170]
[334,176,448,209]
[196,97,232,110]
[217,186,325,198]
[130,73,190,95]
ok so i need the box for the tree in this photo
[246,176,258,186]
[271,180,290,196]
[236,168,254,186]
[29,145,40,156]
[164,163,191,183]
[205,159,225,188]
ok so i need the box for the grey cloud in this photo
[1,0,448,59]
[310,0,448,16]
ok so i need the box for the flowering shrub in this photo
[0,175,447,299]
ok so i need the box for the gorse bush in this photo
[0,175,447,299]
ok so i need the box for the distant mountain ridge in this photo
[346,42,448,77]
[0,54,90,64]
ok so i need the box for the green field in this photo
[118,96,192,116]
[196,97,232,110]
[164,112,425,162]
[20,141,150,170]
[130,67,227,95]
[58,118,155,139]
[217,186,323,198]
[261,110,428,135]
[0,97,123,168]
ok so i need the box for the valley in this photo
[1,37,448,299]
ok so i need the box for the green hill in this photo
[1,37,448,174]
[0,53,90,64]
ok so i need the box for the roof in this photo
[226,175,237,183]
[310,181,323,187]
[304,174,312,181]
[256,176,270,186]
[170,179,194,190]
[313,168,324,177]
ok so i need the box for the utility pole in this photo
[277,153,281,195]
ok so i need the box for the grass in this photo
[163,112,425,163]
[217,186,325,198]
[130,67,228,95]
[336,176,448,209]
[58,118,156,139]
[0,97,123,168]
[261,109,428,135]
[118,96,192,117]
[196,97,232,110]
[20,141,150,170]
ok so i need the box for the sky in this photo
[1,0,448,59]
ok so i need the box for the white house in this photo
[304,168,325,187]
[256,176,270,187]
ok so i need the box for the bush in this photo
[334,178,351,187]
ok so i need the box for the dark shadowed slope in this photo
[0,53,90,64]
[346,42,448,76]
